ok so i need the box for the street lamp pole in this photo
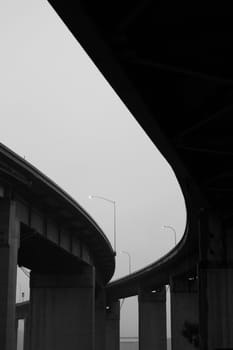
[89,195,116,253]
[163,225,177,246]
[120,251,132,274]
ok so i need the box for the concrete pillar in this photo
[24,317,30,350]
[138,287,167,350]
[15,319,18,348]
[29,266,95,350]
[199,267,233,349]
[0,199,19,350]
[95,287,106,350]
[105,300,120,350]
[170,277,198,349]
[198,210,233,349]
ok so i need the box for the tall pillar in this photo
[24,317,30,350]
[0,199,19,350]
[95,287,106,350]
[15,319,18,349]
[198,210,233,349]
[138,287,167,350]
[170,276,198,349]
[105,300,120,350]
[29,266,95,350]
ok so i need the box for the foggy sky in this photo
[1,0,186,338]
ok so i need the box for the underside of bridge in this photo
[0,143,116,350]
[18,223,84,273]
[47,1,233,219]
[44,2,233,349]
[1,2,233,350]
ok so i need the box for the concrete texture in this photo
[170,278,198,350]
[105,300,120,350]
[0,199,19,350]
[95,288,106,350]
[138,288,167,350]
[29,268,95,350]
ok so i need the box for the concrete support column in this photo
[170,277,198,349]
[0,199,19,350]
[29,266,95,350]
[105,300,120,350]
[24,317,30,350]
[138,287,167,350]
[198,267,233,349]
[198,210,233,349]
[15,319,18,348]
[95,287,106,350]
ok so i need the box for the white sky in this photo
[1,0,186,338]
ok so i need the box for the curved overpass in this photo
[44,3,233,348]
[0,142,115,283]
[0,143,115,349]
[107,195,198,301]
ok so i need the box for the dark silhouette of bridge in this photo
[1,2,233,349]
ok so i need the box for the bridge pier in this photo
[199,267,233,349]
[23,317,30,350]
[95,287,106,350]
[29,266,95,350]
[198,211,233,349]
[138,287,167,350]
[197,210,233,349]
[0,199,19,350]
[170,276,198,349]
[105,300,120,350]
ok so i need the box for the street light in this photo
[162,225,177,246]
[120,251,132,274]
[89,195,116,253]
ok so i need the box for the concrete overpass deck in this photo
[5,2,233,349]
[0,142,115,349]
[0,142,115,283]
[43,3,233,348]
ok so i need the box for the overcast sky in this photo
[1,0,186,338]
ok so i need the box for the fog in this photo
[1,0,186,338]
